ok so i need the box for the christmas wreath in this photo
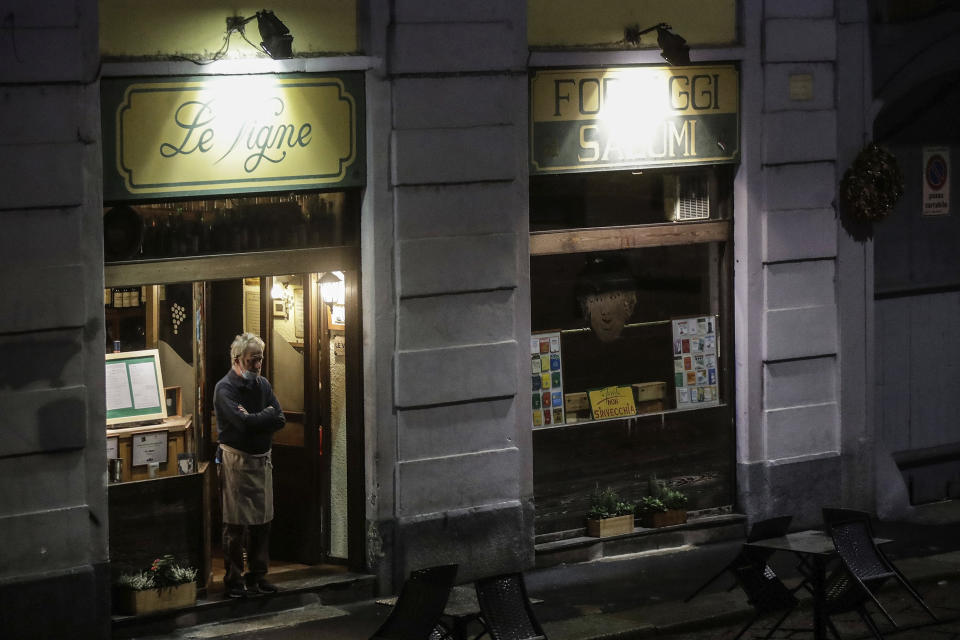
[840,143,904,222]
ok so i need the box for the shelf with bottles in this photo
[104,192,356,263]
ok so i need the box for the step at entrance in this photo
[111,566,376,639]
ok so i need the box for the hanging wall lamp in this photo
[624,22,690,65]
[227,9,294,60]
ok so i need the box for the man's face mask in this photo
[580,290,638,342]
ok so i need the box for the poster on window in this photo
[672,315,719,409]
[530,331,565,428]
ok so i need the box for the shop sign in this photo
[102,73,365,200]
[530,65,739,174]
[922,147,950,216]
[588,385,637,420]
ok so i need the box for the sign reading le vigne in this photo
[530,65,739,174]
[102,74,364,200]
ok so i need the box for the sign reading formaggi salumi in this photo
[530,65,738,174]
[101,73,365,200]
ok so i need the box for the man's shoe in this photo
[224,583,247,599]
[250,579,278,594]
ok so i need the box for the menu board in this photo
[530,331,564,428]
[672,315,720,409]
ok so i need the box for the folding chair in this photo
[474,572,547,640]
[828,517,938,624]
[730,559,800,640]
[371,564,459,640]
[733,552,889,640]
[684,515,794,603]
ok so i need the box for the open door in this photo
[204,270,355,567]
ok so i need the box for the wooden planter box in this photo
[586,514,634,538]
[115,581,196,616]
[639,509,688,529]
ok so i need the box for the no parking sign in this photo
[922,147,950,216]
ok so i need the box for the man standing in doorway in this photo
[214,332,286,598]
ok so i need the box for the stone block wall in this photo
[382,0,533,584]
[0,0,110,637]
[741,0,848,525]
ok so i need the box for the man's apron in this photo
[219,444,274,525]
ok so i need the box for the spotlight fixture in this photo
[623,22,690,65]
[227,9,294,60]
[256,10,294,59]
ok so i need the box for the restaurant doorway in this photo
[104,191,365,592]
[204,270,354,566]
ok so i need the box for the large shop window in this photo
[530,166,735,535]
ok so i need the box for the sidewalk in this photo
[129,508,960,640]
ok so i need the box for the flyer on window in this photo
[671,315,719,409]
[530,331,564,428]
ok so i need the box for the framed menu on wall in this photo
[672,315,720,409]
[530,331,565,428]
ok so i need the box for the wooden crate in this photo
[632,382,666,402]
[586,514,634,538]
[640,509,688,529]
[114,581,196,615]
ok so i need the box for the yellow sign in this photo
[103,74,364,199]
[588,385,638,421]
[530,65,738,173]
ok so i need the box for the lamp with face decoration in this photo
[575,255,639,343]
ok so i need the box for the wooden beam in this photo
[530,220,731,256]
[105,246,358,287]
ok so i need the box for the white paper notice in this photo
[106,437,118,460]
[128,361,160,409]
[132,431,168,465]
[105,362,133,411]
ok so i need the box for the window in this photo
[529,165,733,426]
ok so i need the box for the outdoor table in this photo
[744,529,892,640]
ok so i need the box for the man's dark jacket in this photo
[214,369,285,454]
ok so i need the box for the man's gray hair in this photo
[230,332,264,362]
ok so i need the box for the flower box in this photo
[639,509,687,529]
[586,514,634,538]
[115,581,197,616]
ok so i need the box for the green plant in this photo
[660,487,688,511]
[643,474,688,511]
[634,495,668,515]
[587,485,633,520]
[115,554,197,591]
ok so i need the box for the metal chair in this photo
[371,564,459,640]
[730,559,800,640]
[474,572,547,640]
[820,561,888,640]
[733,553,891,640]
[684,515,795,603]
[828,516,938,624]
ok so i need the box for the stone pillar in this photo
[373,0,533,585]
[740,0,847,527]
[0,0,110,636]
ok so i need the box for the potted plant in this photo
[585,485,635,537]
[636,476,688,528]
[114,554,198,615]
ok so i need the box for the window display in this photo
[529,165,732,428]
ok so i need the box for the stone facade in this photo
[0,0,110,637]
[6,0,958,634]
